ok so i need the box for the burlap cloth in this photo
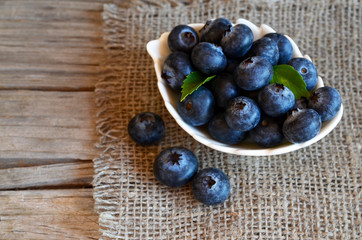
[94,0,361,239]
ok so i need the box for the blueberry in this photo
[192,168,230,205]
[264,33,293,64]
[233,56,273,91]
[161,51,194,91]
[211,73,241,108]
[249,115,284,147]
[225,96,261,131]
[199,18,232,44]
[128,112,165,145]
[282,108,322,143]
[168,25,199,53]
[287,58,318,91]
[220,24,254,58]
[308,86,342,121]
[208,112,246,144]
[246,37,279,66]
[191,42,227,75]
[258,83,295,117]
[177,86,215,126]
[154,147,198,187]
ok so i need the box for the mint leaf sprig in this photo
[180,72,216,102]
[270,65,310,99]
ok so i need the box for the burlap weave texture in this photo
[94,0,361,239]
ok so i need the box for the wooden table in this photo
[0,1,141,238]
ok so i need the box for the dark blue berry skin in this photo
[177,86,215,126]
[287,58,318,91]
[246,37,279,66]
[225,96,261,131]
[258,83,295,117]
[264,33,293,64]
[161,52,194,91]
[211,73,241,108]
[308,86,342,121]
[191,42,227,75]
[208,112,246,144]
[220,24,254,58]
[199,18,232,44]
[168,25,199,53]
[192,168,230,205]
[128,112,165,145]
[234,56,273,91]
[154,147,198,188]
[249,115,284,147]
[283,108,322,143]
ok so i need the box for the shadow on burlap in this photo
[94,0,361,239]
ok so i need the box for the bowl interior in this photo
[146,18,343,156]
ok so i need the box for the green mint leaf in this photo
[180,72,216,102]
[270,64,310,99]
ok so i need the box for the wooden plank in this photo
[0,90,98,160]
[0,46,103,65]
[0,0,104,90]
[0,158,88,169]
[0,161,93,190]
[0,189,99,240]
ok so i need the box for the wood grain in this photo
[0,90,98,160]
[0,189,99,239]
[0,1,104,90]
[0,161,93,190]
[0,158,87,169]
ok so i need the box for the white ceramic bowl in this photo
[146,18,343,156]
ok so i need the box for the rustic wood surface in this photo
[0,91,98,159]
[0,0,104,91]
[0,189,98,240]
[0,161,94,190]
[0,0,106,239]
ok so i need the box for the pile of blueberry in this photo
[162,18,342,147]
[128,112,230,205]
[127,18,342,206]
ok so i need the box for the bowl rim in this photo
[146,18,343,156]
